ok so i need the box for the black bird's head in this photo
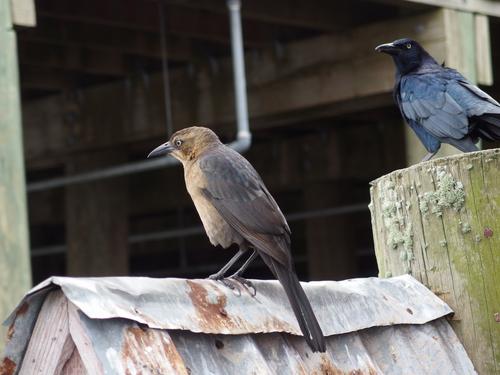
[375,38,438,74]
[147,126,221,163]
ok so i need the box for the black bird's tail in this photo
[477,113,500,140]
[260,252,326,352]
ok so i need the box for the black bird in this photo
[148,126,326,352]
[376,38,500,161]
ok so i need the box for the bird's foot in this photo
[229,275,256,297]
[208,274,241,296]
[208,272,225,281]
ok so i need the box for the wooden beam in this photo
[0,0,32,353]
[22,10,450,164]
[17,18,194,61]
[20,66,76,91]
[10,0,35,26]
[166,0,398,31]
[376,0,500,18]
[36,0,302,47]
[18,42,128,76]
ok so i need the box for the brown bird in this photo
[148,126,326,352]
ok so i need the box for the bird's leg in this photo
[421,151,437,162]
[229,250,258,296]
[208,248,246,281]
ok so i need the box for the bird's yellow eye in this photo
[175,139,183,147]
[406,43,412,49]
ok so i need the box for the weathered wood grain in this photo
[370,148,500,375]
[19,291,73,374]
[0,0,32,354]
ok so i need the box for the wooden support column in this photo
[65,152,129,276]
[302,132,357,281]
[0,0,32,351]
[304,182,357,281]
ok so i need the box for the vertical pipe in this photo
[158,0,174,137]
[0,0,32,352]
[227,0,252,151]
[25,0,254,193]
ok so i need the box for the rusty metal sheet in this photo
[2,275,475,374]
[6,275,453,337]
[72,312,474,374]
[1,288,50,375]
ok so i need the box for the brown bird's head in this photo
[147,126,221,162]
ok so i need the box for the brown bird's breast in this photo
[184,160,244,249]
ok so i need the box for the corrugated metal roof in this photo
[3,275,476,374]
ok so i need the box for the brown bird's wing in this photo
[198,147,291,266]
[199,146,327,353]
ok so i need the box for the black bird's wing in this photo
[398,69,500,149]
[198,147,291,267]
[399,72,468,139]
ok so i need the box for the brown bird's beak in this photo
[147,142,175,158]
[375,42,398,55]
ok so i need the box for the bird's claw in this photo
[229,276,256,296]
[208,273,224,281]
[208,274,242,296]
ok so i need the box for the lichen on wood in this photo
[369,149,500,375]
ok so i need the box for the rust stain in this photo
[16,302,29,317]
[295,362,309,375]
[187,280,237,331]
[161,334,188,375]
[6,325,14,341]
[6,302,29,341]
[121,326,188,375]
[0,357,16,375]
[349,369,378,375]
[319,357,345,375]
[317,358,379,375]
[261,316,296,334]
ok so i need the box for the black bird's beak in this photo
[375,42,398,55]
[147,142,174,158]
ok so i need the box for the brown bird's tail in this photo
[260,253,326,352]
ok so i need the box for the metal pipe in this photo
[226,0,251,153]
[27,0,251,192]
[31,203,368,257]
[158,0,174,137]
[28,157,180,192]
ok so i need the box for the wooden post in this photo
[0,0,32,351]
[65,151,129,276]
[369,149,500,374]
